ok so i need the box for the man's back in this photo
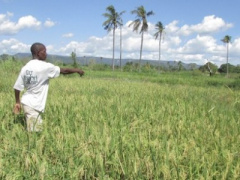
[14,59,60,112]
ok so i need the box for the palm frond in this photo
[221,35,231,43]
[129,6,154,34]
[154,32,159,39]
[147,11,154,16]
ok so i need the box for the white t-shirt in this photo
[14,59,60,112]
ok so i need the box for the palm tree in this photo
[103,5,125,71]
[119,18,124,71]
[117,11,125,71]
[221,35,231,77]
[129,6,154,71]
[154,21,164,72]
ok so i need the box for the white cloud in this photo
[62,33,74,38]
[166,20,179,34]
[191,15,233,34]
[0,12,56,35]
[166,15,233,37]
[44,19,55,27]
[0,13,41,35]
[17,15,41,29]
[177,35,217,54]
[0,38,29,54]
[231,38,240,57]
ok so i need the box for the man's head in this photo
[30,42,47,60]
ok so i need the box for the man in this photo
[13,42,84,132]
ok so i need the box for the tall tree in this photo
[129,6,154,71]
[154,21,164,72]
[119,16,124,71]
[71,49,77,68]
[103,5,125,71]
[221,35,231,77]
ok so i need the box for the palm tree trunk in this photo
[139,32,144,72]
[112,29,115,71]
[158,33,162,72]
[226,43,229,77]
[120,26,122,71]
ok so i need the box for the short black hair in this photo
[30,42,45,55]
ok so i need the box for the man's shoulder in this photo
[29,59,56,67]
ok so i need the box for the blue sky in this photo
[1,0,240,66]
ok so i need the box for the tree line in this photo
[102,5,233,75]
[0,53,239,75]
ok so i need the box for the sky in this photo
[0,0,240,66]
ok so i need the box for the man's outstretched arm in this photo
[60,68,84,76]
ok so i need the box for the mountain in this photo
[13,53,200,70]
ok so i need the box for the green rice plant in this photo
[0,60,239,179]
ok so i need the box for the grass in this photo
[0,60,240,179]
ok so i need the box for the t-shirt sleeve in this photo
[13,69,24,91]
[48,65,60,78]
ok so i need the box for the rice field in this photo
[0,60,240,179]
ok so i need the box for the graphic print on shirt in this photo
[24,70,38,85]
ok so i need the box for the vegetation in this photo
[129,6,154,71]
[199,62,218,76]
[219,63,240,73]
[102,5,236,74]
[154,21,165,72]
[0,5,238,179]
[102,5,125,71]
[221,35,232,78]
[71,50,77,68]
[0,59,240,179]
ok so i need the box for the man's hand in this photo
[78,70,84,77]
[13,103,21,115]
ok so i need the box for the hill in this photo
[13,53,200,70]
